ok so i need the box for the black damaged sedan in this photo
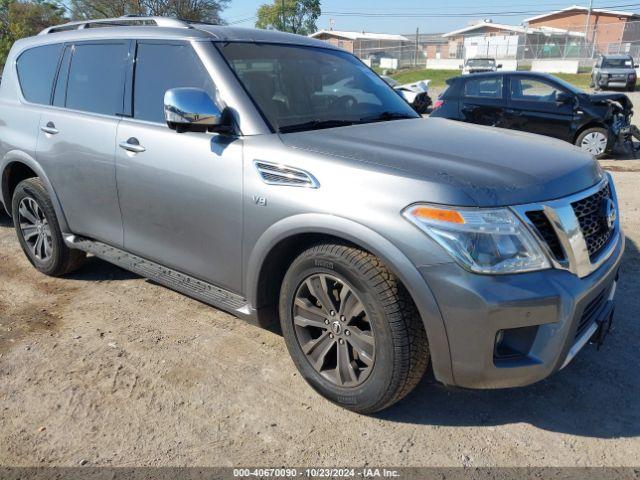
[431,71,633,159]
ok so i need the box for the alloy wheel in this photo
[18,197,53,262]
[292,274,375,388]
[581,132,607,156]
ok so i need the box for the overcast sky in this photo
[223,0,640,34]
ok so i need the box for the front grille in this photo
[576,287,607,338]
[526,210,565,260]
[571,183,614,260]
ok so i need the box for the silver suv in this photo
[0,17,624,413]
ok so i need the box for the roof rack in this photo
[38,16,192,35]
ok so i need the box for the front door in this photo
[36,41,130,246]
[505,75,575,141]
[115,41,243,292]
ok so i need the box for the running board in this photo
[64,235,252,317]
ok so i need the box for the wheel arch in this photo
[1,152,69,231]
[246,213,455,385]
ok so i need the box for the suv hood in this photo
[280,118,603,207]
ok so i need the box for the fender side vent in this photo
[254,161,319,188]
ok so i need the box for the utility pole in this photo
[415,28,419,67]
[584,0,594,57]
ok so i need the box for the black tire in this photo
[575,127,610,160]
[279,243,430,414]
[628,83,636,92]
[11,178,86,276]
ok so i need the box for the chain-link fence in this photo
[345,19,640,71]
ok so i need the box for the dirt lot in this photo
[1,167,639,467]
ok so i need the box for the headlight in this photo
[402,204,550,274]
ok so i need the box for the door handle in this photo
[119,137,146,154]
[504,109,522,116]
[40,122,59,135]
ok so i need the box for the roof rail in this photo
[38,16,192,35]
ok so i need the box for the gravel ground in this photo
[1,170,639,466]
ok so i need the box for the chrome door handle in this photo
[41,122,59,135]
[119,137,146,154]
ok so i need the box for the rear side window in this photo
[16,44,64,104]
[133,43,216,123]
[65,43,129,116]
[463,77,503,99]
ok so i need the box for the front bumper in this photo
[598,77,635,89]
[419,231,624,389]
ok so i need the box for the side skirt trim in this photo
[64,235,252,317]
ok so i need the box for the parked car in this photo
[591,54,638,91]
[381,75,432,113]
[461,57,502,75]
[0,18,623,413]
[431,71,633,158]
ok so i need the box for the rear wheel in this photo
[576,127,609,159]
[11,178,86,276]
[279,243,430,414]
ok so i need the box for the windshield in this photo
[466,58,495,67]
[602,57,633,68]
[217,43,418,133]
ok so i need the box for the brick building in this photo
[525,5,640,55]
[442,21,585,59]
[309,30,409,59]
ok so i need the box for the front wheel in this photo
[279,243,430,414]
[11,178,86,276]
[576,127,609,159]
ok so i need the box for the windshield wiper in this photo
[279,119,357,133]
[358,111,418,124]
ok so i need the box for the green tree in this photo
[255,0,320,35]
[0,0,66,66]
[70,0,229,23]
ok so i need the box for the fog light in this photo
[494,326,539,360]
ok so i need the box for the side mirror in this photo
[164,88,232,134]
[635,64,639,68]
[556,91,574,104]
[496,64,503,69]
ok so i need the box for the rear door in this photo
[36,40,130,246]
[505,75,575,141]
[458,75,507,127]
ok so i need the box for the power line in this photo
[322,3,640,18]
[322,0,640,11]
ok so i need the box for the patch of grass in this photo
[553,73,592,90]
[388,68,593,91]
[390,69,461,88]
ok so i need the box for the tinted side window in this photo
[134,43,216,123]
[463,77,503,99]
[66,43,129,115]
[16,44,64,104]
